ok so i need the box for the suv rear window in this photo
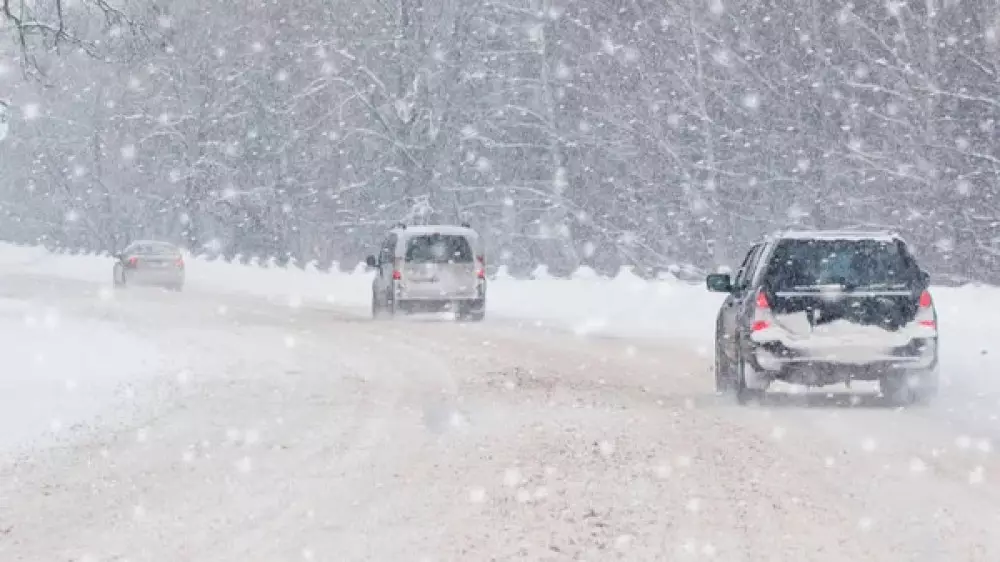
[405,235,474,264]
[764,239,921,291]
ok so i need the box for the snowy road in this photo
[1,273,999,561]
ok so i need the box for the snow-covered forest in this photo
[2,0,998,280]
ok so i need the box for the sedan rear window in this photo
[128,242,179,255]
[405,235,474,264]
[764,239,921,291]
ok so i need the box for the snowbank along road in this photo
[0,269,999,561]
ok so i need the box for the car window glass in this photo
[379,234,396,263]
[405,235,474,263]
[733,244,761,289]
[763,239,921,291]
[743,243,768,288]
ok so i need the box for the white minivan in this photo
[366,224,486,321]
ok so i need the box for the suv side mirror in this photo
[365,255,378,268]
[113,253,123,261]
[919,270,931,287]
[706,273,733,293]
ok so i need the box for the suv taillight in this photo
[917,290,936,328]
[751,289,771,332]
[918,290,932,308]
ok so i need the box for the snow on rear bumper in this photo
[750,337,938,373]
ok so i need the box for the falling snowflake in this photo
[64,209,80,223]
[22,103,40,120]
[284,335,296,348]
[468,487,487,503]
[909,458,927,473]
[969,466,985,485]
[244,429,260,445]
[955,435,972,449]
[252,41,265,53]
[236,456,253,474]
[742,92,760,110]
[598,440,616,457]
[956,179,972,196]
[503,467,522,487]
[128,76,142,90]
[137,428,149,443]
[121,144,137,160]
[685,497,702,512]
[157,15,172,29]
[709,0,725,14]
[770,426,786,440]
[858,516,874,531]
[556,61,572,79]
[861,438,877,452]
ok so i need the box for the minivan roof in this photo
[390,224,479,238]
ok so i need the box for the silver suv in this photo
[366,224,486,321]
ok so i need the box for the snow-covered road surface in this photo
[1,274,998,561]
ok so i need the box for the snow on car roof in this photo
[774,229,903,242]
[390,224,479,238]
[128,239,179,248]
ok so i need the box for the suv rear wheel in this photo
[714,339,734,393]
[735,350,766,405]
[881,369,938,406]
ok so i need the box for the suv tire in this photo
[735,351,765,405]
[715,339,735,393]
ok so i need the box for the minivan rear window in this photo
[764,239,921,291]
[405,235,474,263]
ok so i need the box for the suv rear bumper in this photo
[748,338,938,379]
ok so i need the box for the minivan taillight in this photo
[392,270,402,280]
[476,255,485,279]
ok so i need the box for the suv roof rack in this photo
[771,228,902,242]
[393,222,406,230]
[460,221,471,228]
